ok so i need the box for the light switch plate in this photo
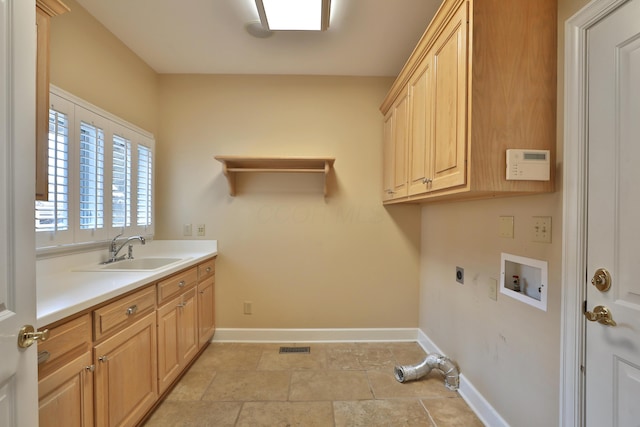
[183,223,192,236]
[532,216,552,243]
[499,216,514,238]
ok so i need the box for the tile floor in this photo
[143,342,484,427]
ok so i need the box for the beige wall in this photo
[156,74,421,328]
[418,0,589,426]
[49,0,159,134]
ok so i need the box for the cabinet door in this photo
[382,111,395,201]
[180,287,199,365]
[157,287,199,394]
[197,276,216,348]
[430,2,468,192]
[39,352,93,427]
[94,312,157,427]
[382,90,410,201]
[157,295,182,394]
[408,57,435,196]
[392,90,409,198]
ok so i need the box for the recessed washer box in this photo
[500,253,548,311]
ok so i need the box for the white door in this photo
[0,1,39,426]
[586,0,640,425]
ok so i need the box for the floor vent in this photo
[279,346,310,354]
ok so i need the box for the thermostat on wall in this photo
[506,149,550,181]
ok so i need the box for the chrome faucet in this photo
[107,233,146,263]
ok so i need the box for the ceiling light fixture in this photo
[255,0,331,31]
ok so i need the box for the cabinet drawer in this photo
[38,314,92,379]
[157,267,197,305]
[197,258,216,281]
[93,285,156,341]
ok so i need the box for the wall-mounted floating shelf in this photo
[214,156,335,197]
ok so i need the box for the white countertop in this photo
[36,240,218,327]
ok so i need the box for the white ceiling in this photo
[75,0,443,76]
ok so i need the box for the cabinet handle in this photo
[205,267,212,273]
[178,280,186,288]
[37,351,50,365]
[422,178,433,185]
[126,305,138,316]
[85,365,95,372]
[98,356,108,363]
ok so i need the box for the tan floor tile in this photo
[334,399,435,427]
[257,347,327,370]
[423,397,485,427]
[143,401,241,427]
[165,369,217,401]
[390,343,429,365]
[202,370,290,401]
[236,401,334,427]
[189,344,263,372]
[289,370,374,401]
[354,346,397,370]
[368,370,458,399]
[326,347,363,370]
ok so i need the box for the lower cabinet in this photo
[37,257,216,427]
[157,286,198,394]
[94,311,158,427]
[197,275,216,348]
[38,351,94,427]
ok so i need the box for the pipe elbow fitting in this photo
[394,353,459,391]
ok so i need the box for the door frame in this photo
[560,0,630,425]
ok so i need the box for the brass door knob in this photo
[585,305,617,326]
[17,325,49,349]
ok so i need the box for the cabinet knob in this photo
[126,305,138,316]
[38,351,51,364]
[98,355,108,363]
[206,267,212,273]
[178,280,186,288]
[85,365,95,372]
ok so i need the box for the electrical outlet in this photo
[456,267,464,284]
[183,223,192,236]
[488,278,498,301]
[243,301,252,315]
[197,224,206,237]
[532,216,552,243]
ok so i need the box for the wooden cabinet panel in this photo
[35,0,69,200]
[38,351,93,427]
[430,1,467,192]
[37,314,91,378]
[382,90,410,201]
[197,276,216,348]
[157,287,199,394]
[408,58,434,196]
[94,312,158,427]
[197,258,215,281]
[157,267,197,305]
[93,285,156,341]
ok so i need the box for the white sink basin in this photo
[76,257,187,272]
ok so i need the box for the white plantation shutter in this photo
[35,108,70,232]
[137,144,153,227]
[112,134,132,228]
[36,87,155,249]
[79,121,105,230]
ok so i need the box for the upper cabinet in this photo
[36,0,69,201]
[380,0,557,204]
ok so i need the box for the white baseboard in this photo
[416,329,509,427]
[212,327,419,343]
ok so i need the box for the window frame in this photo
[36,86,155,250]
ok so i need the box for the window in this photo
[36,87,155,249]
[79,120,105,231]
[112,134,132,228]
